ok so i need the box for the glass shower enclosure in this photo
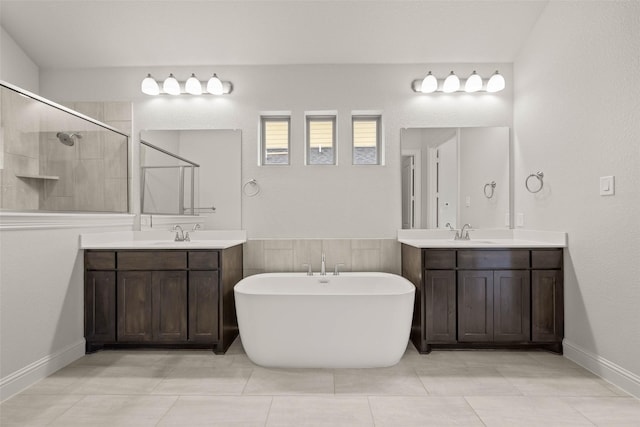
[0,81,129,213]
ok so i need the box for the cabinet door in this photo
[532,270,563,342]
[152,271,188,341]
[493,270,530,342]
[458,270,493,342]
[189,271,219,342]
[117,271,153,342]
[85,271,116,342]
[425,270,456,342]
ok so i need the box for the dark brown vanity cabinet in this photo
[402,245,563,354]
[84,245,242,354]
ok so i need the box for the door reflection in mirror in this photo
[401,127,509,230]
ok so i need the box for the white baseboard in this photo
[563,339,640,398]
[0,339,86,402]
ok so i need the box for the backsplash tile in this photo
[244,238,400,277]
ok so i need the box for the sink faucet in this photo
[459,223,472,240]
[172,225,189,242]
[320,253,326,276]
[446,222,461,240]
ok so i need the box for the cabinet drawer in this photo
[424,250,455,269]
[458,250,529,269]
[189,251,219,270]
[532,250,563,269]
[118,251,187,270]
[85,251,116,270]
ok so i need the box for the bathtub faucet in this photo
[320,253,326,276]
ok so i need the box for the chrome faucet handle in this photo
[461,223,472,240]
[302,263,313,276]
[174,232,181,241]
[333,263,345,276]
[192,224,201,231]
[184,232,191,242]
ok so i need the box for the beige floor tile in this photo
[500,368,623,397]
[565,396,640,426]
[71,365,168,395]
[369,396,484,426]
[243,367,334,395]
[47,395,177,427]
[163,351,235,369]
[334,366,427,396]
[151,366,253,395]
[455,350,541,368]
[0,394,83,426]
[267,396,373,426]
[21,365,99,395]
[465,396,594,426]
[416,366,522,396]
[157,395,272,426]
[70,349,173,368]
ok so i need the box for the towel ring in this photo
[525,172,544,193]
[242,178,260,197]
[483,181,496,199]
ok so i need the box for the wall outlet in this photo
[465,196,471,207]
[516,213,525,227]
[600,176,615,196]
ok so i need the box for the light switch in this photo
[465,196,471,207]
[600,176,615,196]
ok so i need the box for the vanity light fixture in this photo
[412,70,505,94]
[163,73,181,95]
[486,70,506,93]
[464,71,483,93]
[442,71,460,93]
[141,74,160,95]
[420,71,438,93]
[206,73,224,95]
[185,73,203,95]
[140,73,233,95]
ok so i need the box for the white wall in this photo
[514,1,640,394]
[0,216,135,400]
[40,64,513,238]
[0,26,39,93]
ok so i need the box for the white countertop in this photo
[80,230,247,250]
[397,229,567,249]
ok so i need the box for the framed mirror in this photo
[140,129,241,229]
[401,127,510,229]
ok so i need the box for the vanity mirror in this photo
[400,127,510,229]
[140,129,241,229]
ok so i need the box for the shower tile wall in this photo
[0,93,131,212]
[243,239,401,276]
[0,91,41,209]
[40,101,131,212]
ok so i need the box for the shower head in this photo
[56,132,82,146]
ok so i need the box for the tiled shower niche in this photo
[0,83,130,213]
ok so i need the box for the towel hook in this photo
[525,171,544,193]
[483,181,496,199]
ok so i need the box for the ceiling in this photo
[0,0,548,69]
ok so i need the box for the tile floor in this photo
[1,339,639,426]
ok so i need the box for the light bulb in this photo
[207,74,224,95]
[163,73,181,95]
[185,73,202,95]
[487,71,505,92]
[464,71,483,93]
[420,71,438,93]
[141,74,160,95]
[443,71,460,93]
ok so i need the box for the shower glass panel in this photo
[0,82,129,212]
[140,141,200,215]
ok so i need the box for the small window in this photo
[306,115,336,165]
[352,115,382,165]
[261,115,290,165]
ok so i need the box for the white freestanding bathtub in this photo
[234,272,415,368]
